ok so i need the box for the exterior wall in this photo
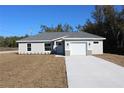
[18,40,103,55]
[18,42,47,54]
[91,41,103,54]
[64,41,70,56]
[31,43,45,54]
[18,43,27,54]
[64,40,103,56]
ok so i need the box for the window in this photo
[45,42,51,51]
[27,43,31,51]
[94,41,99,44]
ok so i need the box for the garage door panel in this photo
[70,42,86,55]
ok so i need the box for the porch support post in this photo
[53,41,57,50]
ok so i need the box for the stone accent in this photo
[65,50,70,56]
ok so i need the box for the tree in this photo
[40,25,49,32]
[0,36,4,47]
[116,6,124,48]
[83,20,97,34]
[76,25,84,32]
[92,6,104,24]
[0,35,28,48]
[39,24,73,33]
[63,24,73,32]
[82,5,121,50]
[79,5,124,54]
[55,24,63,32]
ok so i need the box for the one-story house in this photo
[16,32,106,56]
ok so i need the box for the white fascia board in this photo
[52,36,67,41]
[16,40,52,43]
[64,38,106,40]
[16,36,105,43]
[16,36,67,43]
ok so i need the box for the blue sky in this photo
[0,5,122,36]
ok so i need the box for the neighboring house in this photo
[16,32,106,56]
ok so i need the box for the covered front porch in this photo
[45,40,65,55]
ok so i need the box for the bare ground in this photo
[0,53,67,88]
[95,53,124,67]
[0,47,17,51]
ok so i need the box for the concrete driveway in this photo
[65,56,124,88]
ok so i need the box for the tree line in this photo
[40,24,74,32]
[81,5,124,54]
[0,35,28,47]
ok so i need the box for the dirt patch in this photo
[0,53,67,88]
[95,53,124,67]
[0,47,17,51]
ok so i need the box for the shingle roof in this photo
[17,32,105,42]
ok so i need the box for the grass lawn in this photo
[95,53,124,67]
[0,53,67,88]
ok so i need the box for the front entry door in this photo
[56,41,64,55]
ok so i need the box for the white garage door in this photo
[70,42,86,55]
